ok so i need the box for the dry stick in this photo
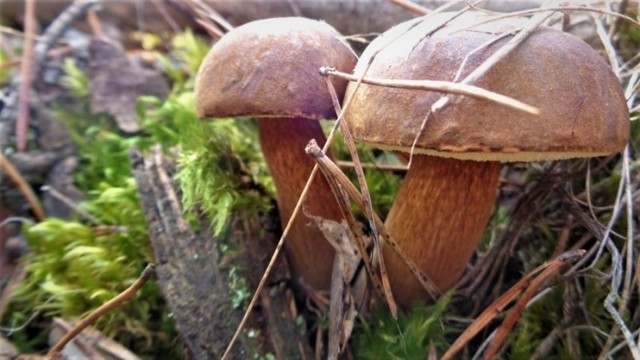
[441,250,585,360]
[337,160,408,172]
[194,18,225,40]
[192,0,234,31]
[150,0,182,33]
[387,0,429,15]
[481,250,585,359]
[321,68,539,116]
[47,264,156,356]
[306,141,440,300]
[309,139,387,304]
[32,0,98,80]
[41,185,99,225]
[15,0,36,152]
[0,153,45,221]
[324,77,397,317]
[469,5,640,29]
[86,7,102,38]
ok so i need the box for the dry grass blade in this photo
[321,68,539,116]
[442,250,585,360]
[324,77,398,318]
[308,138,391,312]
[462,5,640,29]
[306,141,441,301]
[434,3,555,112]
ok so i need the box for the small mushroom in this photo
[345,13,629,307]
[195,18,357,290]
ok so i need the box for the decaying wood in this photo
[129,147,311,359]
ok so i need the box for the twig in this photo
[482,251,584,359]
[320,68,539,115]
[150,0,182,33]
[32,0,98,79]
[442,250,585,360]
[324,77,397,317]
[86,7,103,38]
[41,185,99,225]
[194,18,225,40]
[191,0,234,31]
[336,160,407,172]
[306,141,440,300]
[15,0,36,151]
[47,264,156,356]
[0,152,45,221]
[387,0,429,15]
[467,5,640,29]
[310,138,388,308]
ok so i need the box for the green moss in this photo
[353,293,452,359]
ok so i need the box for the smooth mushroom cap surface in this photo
[195,17,357,120]
[345,12,629,161]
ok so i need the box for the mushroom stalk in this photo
[258,117,342,290]
[384,155,500,307]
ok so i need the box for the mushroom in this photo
[344,13,629,307]
[194,18,357,290]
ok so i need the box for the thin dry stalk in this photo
[324,77,397,317]
[482,251,584,359]
[442,250,585,360]
[150,0,182,33]
[434,4,555,111]
[47,264,155,356]
[0,153,45,221]
[306,141,440,300]
[15,0,36,152]
[320,68,539,115]
[457,5,640,30]
[337,160,408,172]
[387,0,429,15]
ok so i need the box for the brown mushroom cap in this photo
[345,13,629,161]
[195,17,357,121]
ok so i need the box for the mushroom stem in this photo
[258,117,341,290]
[384,155,500,307]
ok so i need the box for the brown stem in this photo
[258,118,342,290]
[384,155,500,308]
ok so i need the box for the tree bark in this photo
[129,147,312,359]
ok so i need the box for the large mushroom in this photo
[194,18,357,290]
[344,13,629,307]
